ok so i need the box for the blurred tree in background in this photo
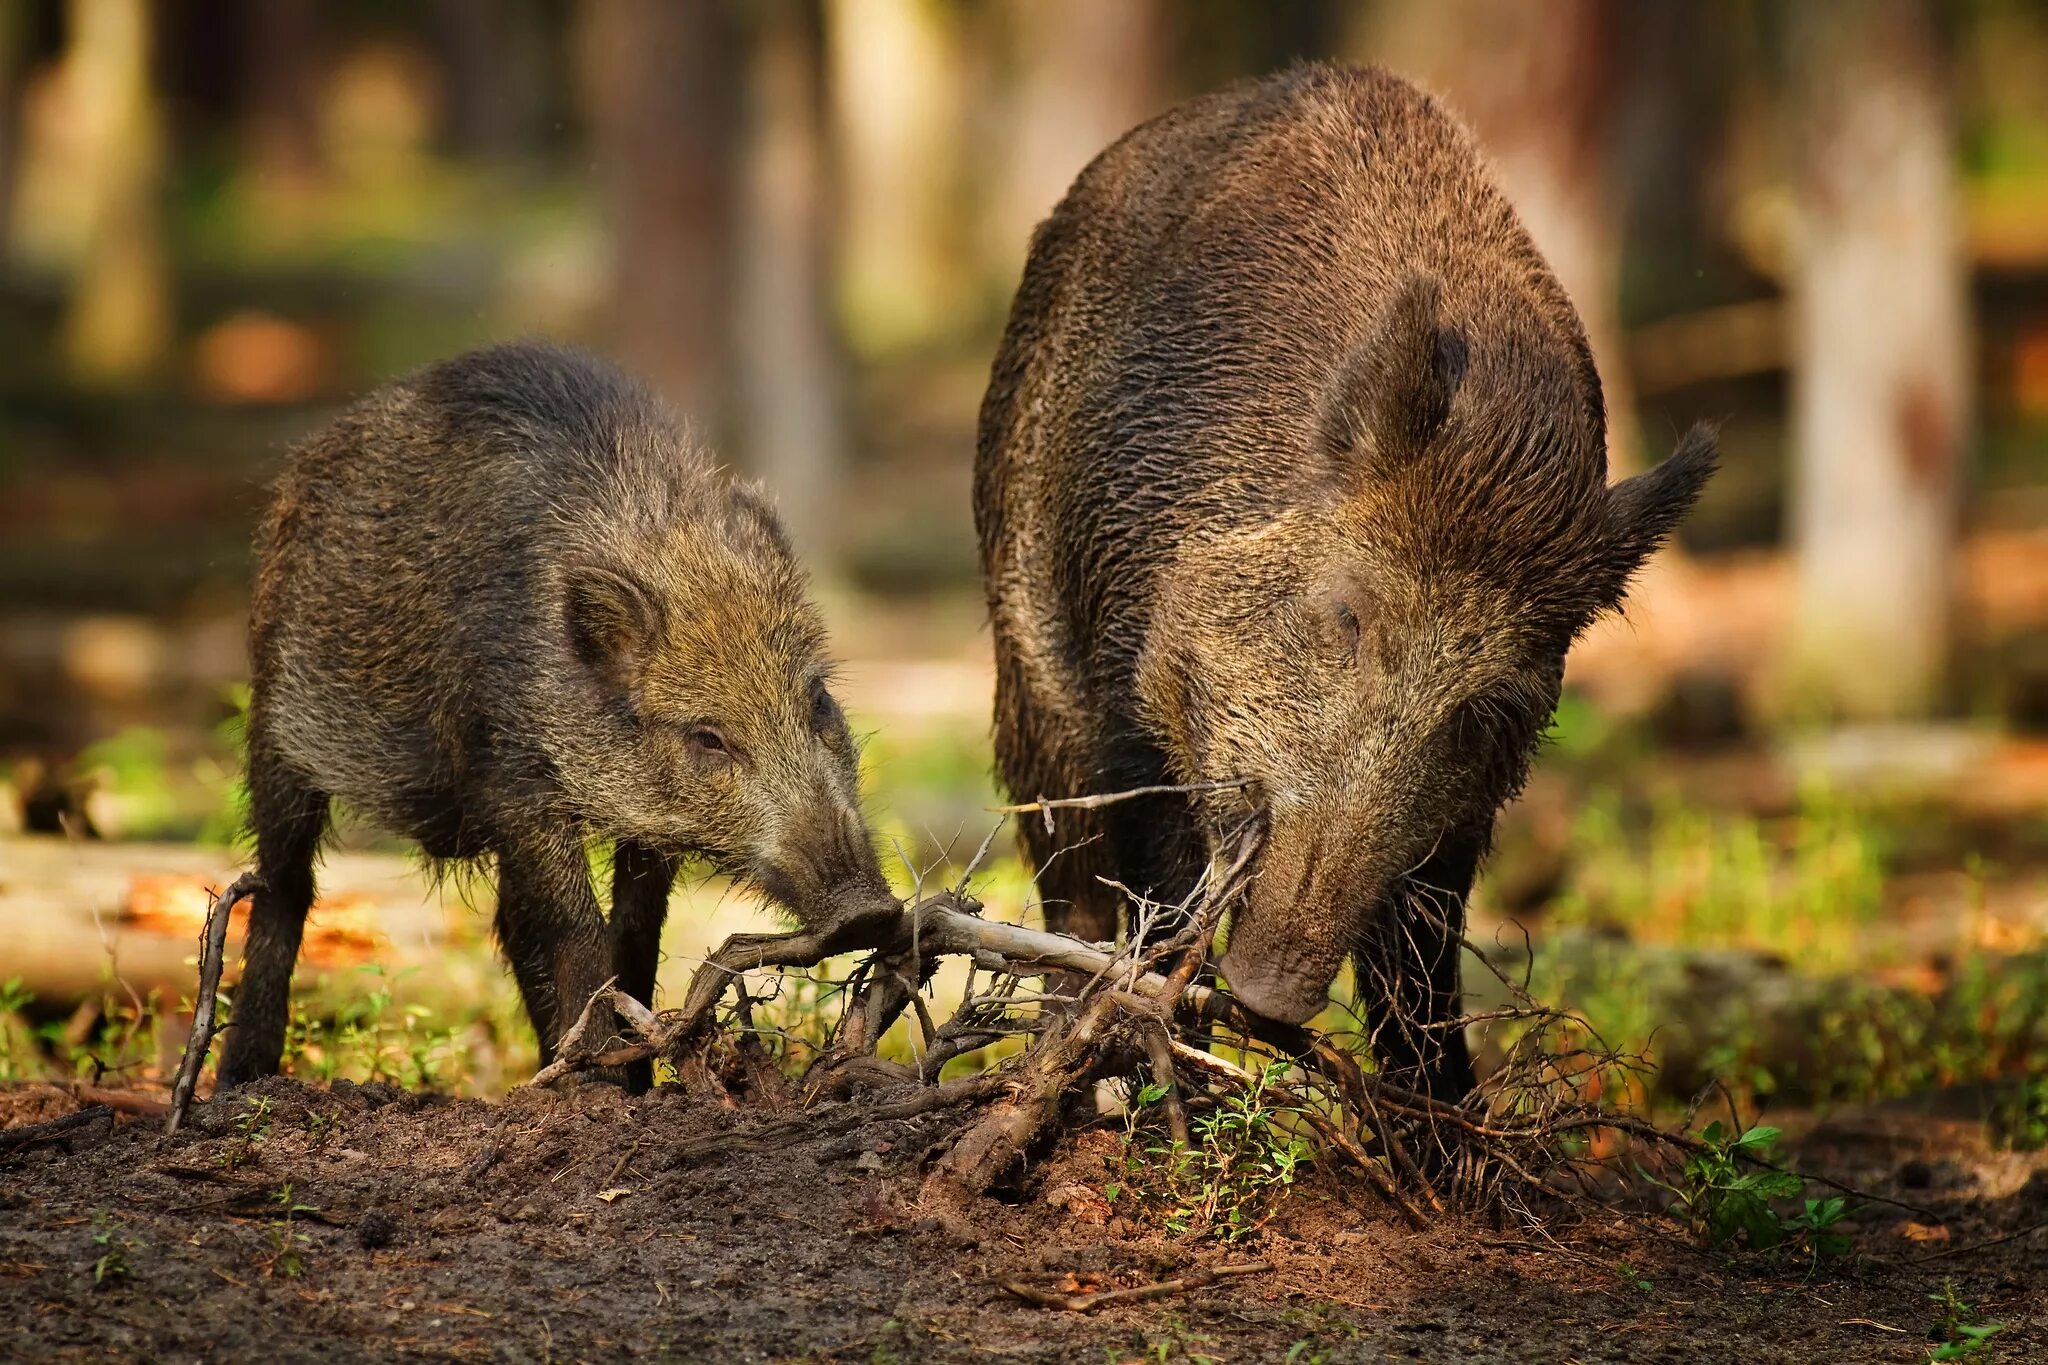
[0,0,2043,777]
[56,0,170,386]
[1788,0,1972,721]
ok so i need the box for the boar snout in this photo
[1219,815,1419,1027]
[1217,824,1357,1026]
[755,782,900,945]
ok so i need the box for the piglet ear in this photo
[565,563,664,693]
[1319,272,1466,480]
[1603,421,1719,584]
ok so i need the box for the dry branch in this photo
[165,873,260,1135]
[1000,1260,1274,1311]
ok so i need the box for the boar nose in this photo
[1219,819,1377,1026]
[1218,946,1335,1026]
[764,771,898,932]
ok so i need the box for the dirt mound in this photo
[3,1080,2044,1362]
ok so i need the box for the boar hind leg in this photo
[992,647,1125,942]
[610,840,679,1093]
[217,749,329,1086]
[494,833,613,1068]
[1358,830,1483,1108]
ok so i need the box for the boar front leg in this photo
[610,839,679,1093]
[494,831,614,1069]
[1358,825,1485,1107]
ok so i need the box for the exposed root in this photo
[520,810,1709,1231]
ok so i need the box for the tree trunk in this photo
[822,0,966,354]
[575,0,740,432]
[242,0,323,187]
[58,0,171,388]
[0,2,26,264]
[734,1,846,563]
[982,0,1168,281]
[1787,0,1969,720]
[1352,0,1640,474]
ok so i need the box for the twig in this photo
[993,779,1250,832]
[0,1105,113,1153]
[166,873,261,1135]
[999,1261,1273,1311]
[1899,1216,2048,1265]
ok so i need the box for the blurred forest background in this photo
[2,1,2047,1115]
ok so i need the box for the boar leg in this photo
[1359,828,1483,1107]
[494,833,614,1068]
[217,745,329,1085]
[610,839,679,1093]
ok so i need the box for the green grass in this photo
[1542,784,1888,971]
[4,706,2043,1127]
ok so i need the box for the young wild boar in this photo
[217,343,898,1090]
[976,65,1715,1102]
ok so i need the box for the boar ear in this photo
[1319,272,1465,479]
[565,563,664,692]
[1602,421,1719,587]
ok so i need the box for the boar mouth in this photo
[1218,827,1408,1027]
[748,856,901,944]
[1217,946,1336,1026]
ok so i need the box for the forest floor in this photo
[3,1077,2044,1364]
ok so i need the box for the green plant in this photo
[260,1183,318,1279]
[1927,1279,2005,1360]
[1662,1122,1848,1259]
[1613,1259,1654,1293]
[90,1211,132,1286]
[0,977,34,1081]
[1106,1315,1221,1364]
[1992,1076,2048,1152]
[1111,1061,1311,1243]
[217,1095,274,1170]
[279,964,477,1090]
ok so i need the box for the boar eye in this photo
[809,683,843,738]
[685,725,731,759]
[1331,600,1362,654]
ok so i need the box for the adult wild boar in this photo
[218,343,897,1091]
[975,65,1714,1101]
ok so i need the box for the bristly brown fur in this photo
[221,342,896,1090]
[975,64,1715,1101]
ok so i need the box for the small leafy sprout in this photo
[1785,1196,1851,1259]
[217,1095,274,1170]
[260,1182,318,1280]
[1927,1279,2005,1361]
[89,1211,131,1287]
[272,1181,319,1219]
[1112,1060,1311,1243]
[1614,1259,1654,1293]
[1662,1121,1850,1260]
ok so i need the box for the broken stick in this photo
[165,873,261,1135]
[1000,1261,1273,1311]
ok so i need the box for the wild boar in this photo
[975,65,1714,1100]
[218,342,896,1090]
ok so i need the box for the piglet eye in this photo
[685,725,729,756]
[809,683,842,736]
[1332,601,1362,651]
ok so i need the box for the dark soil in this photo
[2,1079,2044,1363]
